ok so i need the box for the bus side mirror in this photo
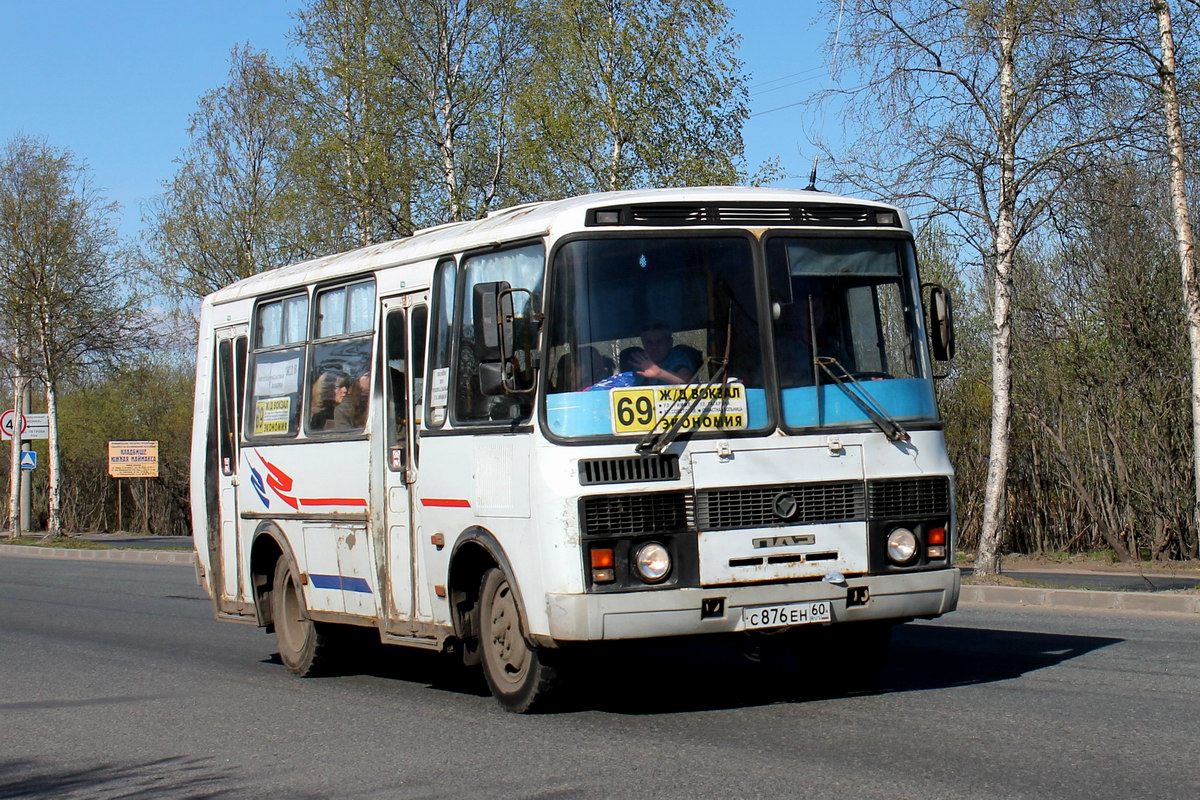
[498,286,538,394]
[928,285,955,361]
[472,281,510,364]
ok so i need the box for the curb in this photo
[0,544,194,566]
[961,584,1200,614]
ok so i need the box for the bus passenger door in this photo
[213,325,248,605]
[380,295,427,628]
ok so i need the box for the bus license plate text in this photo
[742,602,832,630]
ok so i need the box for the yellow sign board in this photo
[108,440,159,478]
[253,397,291,435]
[610,382,749,434]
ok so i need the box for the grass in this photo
[0,536,113,550]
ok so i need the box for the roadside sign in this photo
[108,440,159,478]
[0,410,49,441]
[19,451,36,470]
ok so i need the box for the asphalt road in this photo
[2,555,1198,800]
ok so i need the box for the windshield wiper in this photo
[814,356,910,443]
[635,359,731,455]
[636,309,735,455]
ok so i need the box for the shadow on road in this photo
[0,755,303,800]
[260,622,1122,715]
[553,622,1123,714]
[262,640,492,699]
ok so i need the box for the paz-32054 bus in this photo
[191,187,959,712]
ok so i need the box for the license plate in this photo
[742,601,832,630]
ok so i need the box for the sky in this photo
[0,0,844,243]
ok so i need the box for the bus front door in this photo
[213,325,248,608]
[379,295,428,632]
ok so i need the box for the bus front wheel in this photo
[478,567,559,713]
[271,555,333,676]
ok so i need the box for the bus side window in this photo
[409,304,427,464]
[306,280,375,435]
[454,243,544,424]
[426,259,456,428]
[384,309,407,471]
[248,293,308,439]
[217,340,236,475]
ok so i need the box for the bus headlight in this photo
[633,542,671,583]
[886,528,918,565]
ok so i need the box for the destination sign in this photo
[610,382,748,435]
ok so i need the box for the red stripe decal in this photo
[421,498,471,508]
[299,497,369,507]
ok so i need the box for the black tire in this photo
[271,555,334,676]
[478,567,559,713]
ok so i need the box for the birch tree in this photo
[1148,0,1200,556]
[517,0,748,195]
[826,0,1128,575]
[287,0,417,244]
[379,0,533,221]
[0,136,149,538]
[146,45,304,298]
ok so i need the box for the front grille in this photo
[579,454,680,486]
[590,203,894,228]
[581,492,692,537]
[868,477,951,519]
[695,481,866,531]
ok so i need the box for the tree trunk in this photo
[975,8,1019,578]
[7,372,25,535]
[36,299,62,540]
[41,375,61,539]
[1151,0,1200,553]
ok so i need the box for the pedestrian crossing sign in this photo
[19,451,36,470]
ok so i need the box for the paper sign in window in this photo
[254,358,300,396]
[254,397,292,435]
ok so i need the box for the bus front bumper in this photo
[540,568,959,644]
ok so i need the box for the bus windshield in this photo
[766,236,934,430]
[544,235,767,438]
[542,233,937,439]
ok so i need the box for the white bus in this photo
[191,187,959,712]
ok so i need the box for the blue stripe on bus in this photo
[308,574,373,593]
[779,378,936,428]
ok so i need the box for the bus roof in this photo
[202,186,904,305]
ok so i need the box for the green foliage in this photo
[514,0,747,195]
[0,359,197,535]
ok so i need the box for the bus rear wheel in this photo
[271,555,333,676]
[479,567,558,713]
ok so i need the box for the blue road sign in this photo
[19,451,36,470]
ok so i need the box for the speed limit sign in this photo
[0,409,26,440]
[0,409,49,441]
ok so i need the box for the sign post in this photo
[108,441,159,532]
[3,404,46,534]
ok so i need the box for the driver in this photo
[629,322,701,386]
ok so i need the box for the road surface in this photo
[1,555,1197,799]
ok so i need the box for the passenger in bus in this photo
[553,346,614,392]
[628,322,702,385]
[334,371,370,430]
[309,371,347,430]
